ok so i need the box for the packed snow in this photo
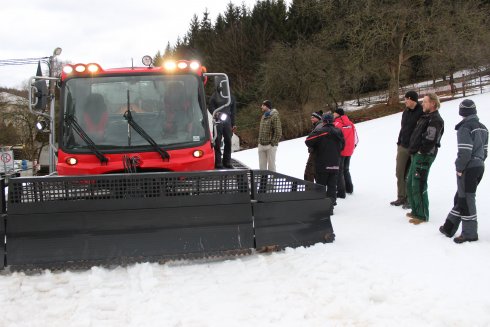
[1,93,490,326]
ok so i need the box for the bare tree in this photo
[0,95,47,161]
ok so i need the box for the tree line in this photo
[155,0,490,147]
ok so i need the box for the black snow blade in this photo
[2,170,333,270]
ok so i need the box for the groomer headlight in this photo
[189,61,200,70]
[66,157,78,166]
[192,150,204,158]
[219,113,228,121]
[75,64,86,73]
[62,65,74,74]
[87,63,100,73]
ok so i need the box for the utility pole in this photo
[47,47,62,173]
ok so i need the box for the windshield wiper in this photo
[123,110,170,161]
[65,114,109,165]
[123,90,170,161]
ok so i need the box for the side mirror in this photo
[219,80,230,98]
[32,79,48,110]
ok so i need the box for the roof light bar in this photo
[162,60,202,73]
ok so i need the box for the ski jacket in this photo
[305,123,344,172]
[397,102,423,148]
[258,109,282,146]
[334,115,357,156]
[454,114,488,172]
[408,110,444,156]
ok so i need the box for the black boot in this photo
[390,198,406,206]
[439,220,455,238]
[439,220,457,238]
[454,234,478,244]
[223,160,233,169]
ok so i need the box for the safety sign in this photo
[0,150,15,174]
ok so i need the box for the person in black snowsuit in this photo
[439,99,488,243]
[305,113,345,205]
[208,86,236,169]
[304,110,323,182]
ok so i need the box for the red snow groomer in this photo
[0,56,334,271]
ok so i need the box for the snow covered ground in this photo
[1,93,490,326]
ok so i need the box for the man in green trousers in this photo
[406,93,444,224]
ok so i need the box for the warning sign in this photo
[0,150,15,174]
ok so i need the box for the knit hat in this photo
[262,100,272,109]
[311,110,323,120]
[405,91,418,102]
[334,108,345,116]
[322,113,334,123]
[459,99,477,117]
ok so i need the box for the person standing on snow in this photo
[208,83,237,169]
[390,91,424,208]
[305,113,344,209]
[439,99,488,243]
[258,100,282,172]
[333,108,358,197]
[405,93,444,225]
[304,110,323,182]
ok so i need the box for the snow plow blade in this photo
[2,170,333,270]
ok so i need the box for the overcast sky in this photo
[0,0,279,89]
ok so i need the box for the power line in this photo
[0,57,49,67]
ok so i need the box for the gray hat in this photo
[311,111,323,120]
[459,99,476,117]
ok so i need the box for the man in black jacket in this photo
[406,93,444,224]
[305,113,345,204]
[208,85,236,169]
[304,110,323,182]
[391,91,423,207]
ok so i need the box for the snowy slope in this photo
[1,93,490,326]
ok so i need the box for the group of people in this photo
[304,109,358,213]
[210,87,488,244]
[391,91,488,243]
[253,99,358,216]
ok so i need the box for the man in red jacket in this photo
[333,108,358,198]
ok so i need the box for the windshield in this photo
[61,74,207,151]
